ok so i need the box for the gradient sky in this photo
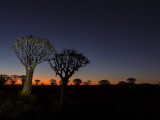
[0,0,160,85]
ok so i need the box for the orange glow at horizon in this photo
[15,77,117,85]
[14,76,158,86]
[15,76,101,85]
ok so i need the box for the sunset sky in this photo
[0,0,160,85]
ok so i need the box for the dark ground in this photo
[0,84,160,120]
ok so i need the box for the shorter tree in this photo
[98,80,110,85]
[41,82,44,86]
[50,79,57,86]
[117,81,127,85]
[0,74,9,87]
[126,78,136,92]
[73,78,82,86]
[83,80,92,85]
[9,75,19,86]
[126,78,136,84]
[35,79,40,86]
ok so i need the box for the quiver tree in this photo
[49,49,90,111]
[13,35,55,96]
[0,74,9,87]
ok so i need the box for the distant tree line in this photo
[0,74,22,86]
[0,73,137,87]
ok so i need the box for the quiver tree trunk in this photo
[59,79,68,111]
[21,67,34,96]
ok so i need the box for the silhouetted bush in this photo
[0,100,14,115]
[0,93,40,119]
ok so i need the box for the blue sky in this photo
[0,0,160,84]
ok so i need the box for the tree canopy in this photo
[49,49,90,82]
[13,35,56,96]
[13,35,55,67]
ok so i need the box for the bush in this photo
[0,94,40,119]
[0,100,14,115]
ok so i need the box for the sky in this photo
[0,0,160,85]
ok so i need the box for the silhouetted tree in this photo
[83,81,88,85]
[9,75,19,86]
[50,79,57,86]
[117,81,127,85]
[49,49,90,111]
[87,80,91,85]
[35,79,40,86]
[0,74,9,87]
[83,80,92,85]
[126,78,136,93]
[73,78,82,86]
[126,78,136,84]
[41,82,44,86]
[19,75,26,86]
[98,80,110,85]
[13,35,55,96]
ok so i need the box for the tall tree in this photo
[49,49,90,111]
[13,35,55,96]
